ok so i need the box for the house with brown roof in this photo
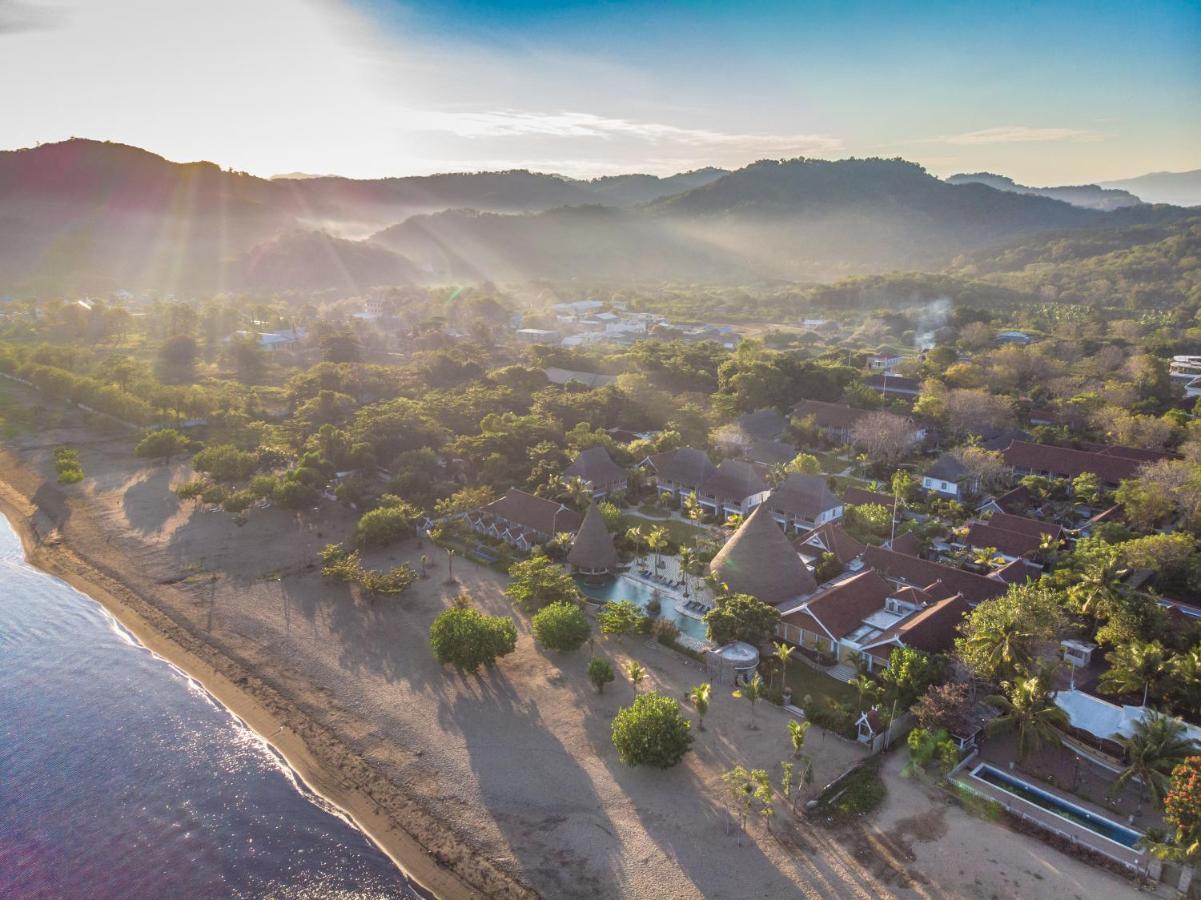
[843,486,896,508]
[1001,440,1141,487]
[710,504,817,605]
[643,446,716,501]
[567,504,618,576]
[562,446,628,498]
[861,593,972,669]
[745,439,797,467]
[869,346,904,372]
[776,570,893,658]
[698,459,771,519]
[985,512,1063,543]
[792,399,870,444]
[961,521,1043,564]
[761,472,843,532]
[795,522,867,569]
[465,489,583,550]
[863,546,1007,607]
[976,485,1036,516]
[921,453,978,499]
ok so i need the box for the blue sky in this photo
[1,0,1197,182]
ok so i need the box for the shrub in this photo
[531,602,592,652]
[504,554,580,612]
[704,593,780,646]
[135,428,189,464]
[818,763,886,820]
[359,564,418,596]
[651,618,679,646]
[221,489,255,514]
[610,692,694,768]
[429,604,518,673]
[588,656,616,693]
[193,443,258,483]
[274,477,319,510]
[54,446,83,484]
[598,600,646,635]
[174,478,207,501]
[354,499,421,547]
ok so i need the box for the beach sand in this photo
[0,398,1144,898]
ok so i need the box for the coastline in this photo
[0,463,527,900]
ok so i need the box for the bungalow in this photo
[921,453,978,499]
[643,446,716,501]
[869,346,904,372]
[697,459,771,520]
[795,521,866,569]
[761,473,843,533]
[863,546,1007,607]
[960,521,1043,564]
[791,399,869,444]
[745,439,798,467]
[861,593,972,671]
[1001,440,1141,487]
[710,504,817,605]
[985,511,1064,544]
[465,488,582,550]
[862,374,921,399]
[562,446,628,498]
[736,408,789,443]
[976,485,1036,516]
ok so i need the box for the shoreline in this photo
[0,466,527,900]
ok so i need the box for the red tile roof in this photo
[964,522,1042,559]
[864,546,1007,606]
[986,512,1063,542]
[795,521,867,565]
[1001,440,1141,484]
[482,489,583,537]
[781,570,892,640]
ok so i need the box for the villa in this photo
[959,520,1044,564]
[862,373,921,398]
[643,446,716,500]
[709,504,817,605]
[761,473,843,532]
[863,546,1007,606]
[791,399,869,444]
[735,408,789,443]
[562,446,628,498]
[465,488,582,550]
[794,521,866,569]
[696,459,771,520]
[921,453,978,498]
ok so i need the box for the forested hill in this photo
[0,138,1192,294]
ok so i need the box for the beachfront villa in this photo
[708,504,816,605]
[464,488,582,550]
[567,504,618,579]
[562,446,628,498]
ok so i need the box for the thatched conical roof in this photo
[709,503,816,604]
[567,504,618,572]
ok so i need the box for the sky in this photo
[1,0,1198,184]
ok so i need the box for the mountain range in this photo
[0,138,1193,294]
[1099,170,1201,208]
[945,172,1141,211]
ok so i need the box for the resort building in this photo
[1000,440,1142,487]
[921,453,978,498]
[709,504,817,605]
[976,485,1037,516]
[863,546,1007,607]
[643,446,716,501]
[567,505,618,577]
[696,459,771,520]
[960,520,1043,564]
[735,408,789,442]
[791,399,869,444]
[761,473,843,532]
[465,488,582,551]
[843,486,896,508]
[794,521,866,570]
[744,439,797,467]
[562,446,628,498]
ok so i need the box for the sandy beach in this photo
[0,398,1145,899]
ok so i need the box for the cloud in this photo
[0,1,61,34]
[407,109,843,156]
[941,126,1103,145]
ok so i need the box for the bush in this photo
[135,428,189,463]
[54,446,83,484]
[429,604,518,673]
[354,499,421,547]
[504,554,580,612]
[817,763,886,820]
[531,602,592,652]
[598,599,647,635]
[704,593,780,646]
[193,443,258,483]
[274,477,319,510]
[804,697,855,737]
[359,564,418,596]
[610,692,694,768]
[651,618,679,646]
[588,656,616,693]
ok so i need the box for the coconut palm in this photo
[1037,532,1063,565]
[683,490,704,525]
[678,546,697,596]
[1099,640,1167,707]
[689,683,711,731]
[962,616,1038,681]
[971,545,1004,570]
[559,475,592,509]
[625,525,645,566]
[645,526,669,569]
[625,661,647,693]
[774,642,794,692]
[787,718,812,758]
[1112,710,1199,812]
[724,512,744,530]
[851,673,880,713]
[985,675,1068,761]
[733,673,765,728]
[1169,646,1201,720]
[1069,559,1129,619]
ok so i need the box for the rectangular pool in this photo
[971,763,1143,849]
[576,575,710,642]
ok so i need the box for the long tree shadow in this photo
[120,467,179,534]
[442,666,622,898]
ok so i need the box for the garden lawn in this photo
[785,661,858,708]
[618,514,708,546]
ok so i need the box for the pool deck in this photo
[957,763,1150,872]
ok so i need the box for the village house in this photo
[843,486,896,508]
[761,473,843,532]
[744,439,797,467]
[562,446,628,498]
[1000,440,1142,487]
[710,504,817,605]
[976,484,1037,516]
[868,346,904,372]
[465,488,582,550]
[921,453,978,498]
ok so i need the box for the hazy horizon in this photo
[2,0,1198,185]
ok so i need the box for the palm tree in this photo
[774,642,795,693]
[678,546,696,596]
[851,673,880,713]
[733,673,765,728]
[962,617,1037,681]
[689,683,711,731]
[626,525,645,566]
[1069,559,1129,619]
[1169,646,1201,720]
[625,661,646,693]
[787,718,811,758]
[645,526,668,569]
[559,476,592,509]
[985,676,1069,761]
[1099,641,1167,707]
[724,512,744,530]
[683,490,704,525]
[971,545,1004,570]
[1037,532,1063,565]
[1112,710,1199,813]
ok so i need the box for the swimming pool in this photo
[576,575,710,642]
[970,763,1143,849]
